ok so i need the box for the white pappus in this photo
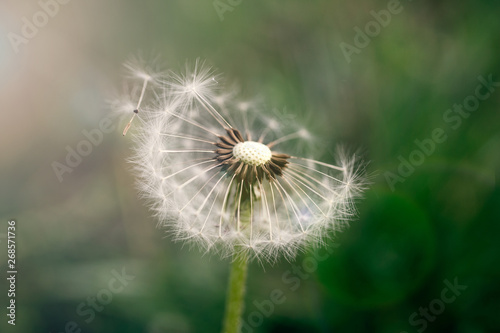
[113,58,367,263]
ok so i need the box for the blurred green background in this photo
[1,0,499,332]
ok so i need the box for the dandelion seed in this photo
[118,54,163,136]
[115,60,367,263]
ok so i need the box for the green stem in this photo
[222,183,253,333]
[222,249,249,333]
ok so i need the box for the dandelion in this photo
[115,59,366,333]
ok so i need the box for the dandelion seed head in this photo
[115,59,367,263]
